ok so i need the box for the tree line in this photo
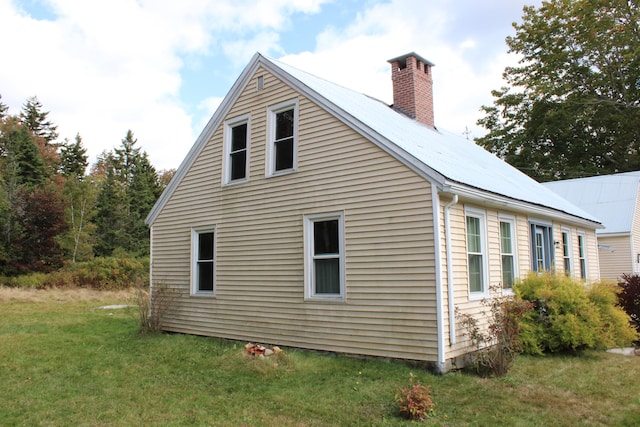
[0,95,173,276]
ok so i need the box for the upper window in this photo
[267,100,298,176]
[562,229,572,277]
[530,222,554,272]
[578,232,587,279]
[223,116,250,184]
[304,212,345,301]
[191,227,215,295]
[499,216,517,289]
[465,208,488,297]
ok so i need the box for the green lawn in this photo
[1,288,639,426]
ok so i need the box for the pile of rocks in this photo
[244,343,284,358]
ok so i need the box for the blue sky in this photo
[1,0,539,170]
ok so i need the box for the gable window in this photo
[304,212,345,301]
[562,229,572,276]
[530,222,554,272]
[191,227,215,295]
[223,116,250,184]
[499,216,517,289]
[578,232,587,279]
[267,100,298,176]
[466,208,488,296]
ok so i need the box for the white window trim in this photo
[303,212,346,302]
[465,207,489,300]
[561,227,573,277]
[499,214,518,294]
[191,226,216,296]
[577,230,587,279]
[266,99,299,177]
[222,114,251,186]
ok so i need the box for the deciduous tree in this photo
[477,0,640,181]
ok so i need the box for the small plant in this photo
[457,289,533,377]
[395,374,435,421]
[134,281,174,333]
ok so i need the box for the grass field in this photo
[1,287,639,426]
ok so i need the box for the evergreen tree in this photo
[59,134,96,262]
[92,130,161,256]
[476,0,640,181]
[20,96,59,144]
[60,134,88,180]
[93,157,127,257]
[0,94,8,121]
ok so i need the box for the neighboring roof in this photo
[146,53,601,226]
[543,172,640,234]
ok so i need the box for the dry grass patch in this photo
[0,286,134,304]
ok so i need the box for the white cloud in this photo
[0,0,332,169]
[280,0,530,140]
[0,0,533,170]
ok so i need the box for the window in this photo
[578,232,587,279]
[223,116,250,184]
[562,229,572,276]
[267,100,298,176]
[499,216,517,289]
[530,223,554,272]
[466,208,487,296]
[304,212,345,301]
[191,227,215,295]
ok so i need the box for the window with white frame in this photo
[562,229,572,276]
[466,208,487,296]
[530,222,554,272]
[499,216,517,289]
[267,100,298,176]
[304,212,345,301]
[578,232,587,279]
[191,227,215,295]
[223,116,250,184]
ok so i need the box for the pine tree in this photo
[60,134,89,181]
[20,96,58,144]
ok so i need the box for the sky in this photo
[1,0,540,171]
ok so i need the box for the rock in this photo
[264,349,274,356]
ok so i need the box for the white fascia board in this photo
[444,182,604,230]
[146,53,264,225]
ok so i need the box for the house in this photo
[544,172,640,281]
[145,52,601,372]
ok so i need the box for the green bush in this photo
[70,256,147,290]
[0,270,75,289]
[515,273,638,354]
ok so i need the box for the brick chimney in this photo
[388,52,435,127]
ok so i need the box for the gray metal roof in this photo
[543,172,640,234]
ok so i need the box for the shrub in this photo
[395,374,435,421]
[457,291,533,376]
[515,273,638,354]
[618,273,640,340]
[0,270,75,289]
[70,255,146,290]
[133,281,174,334]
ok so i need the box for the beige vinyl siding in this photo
[151,68,437,361]
[598,235,633,280]
[442,204,600,360]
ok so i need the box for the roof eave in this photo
[444,182,603,229]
